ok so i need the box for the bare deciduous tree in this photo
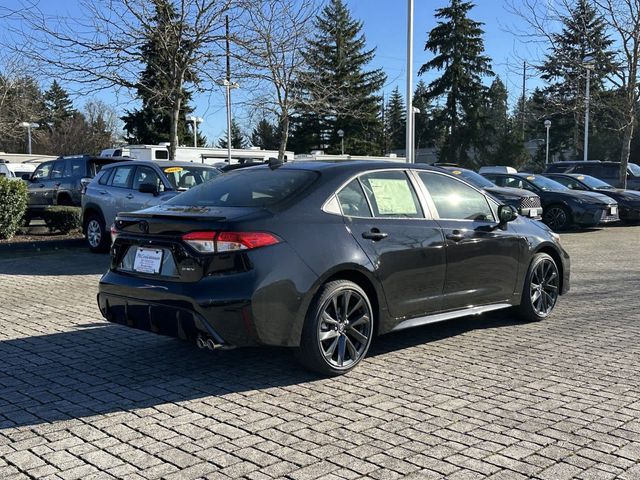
[5,0,233,159]
[234,0,319,160]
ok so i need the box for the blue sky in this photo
[2,0,540,143]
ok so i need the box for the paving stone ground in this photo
[0,226,639,479]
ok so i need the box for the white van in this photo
[0,161,37,181]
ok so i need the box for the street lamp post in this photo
[405,0,414,163]
[337,129,345,155]
[412,107,421,161]
[185,115,203,148]
[583,55,596,162]
[19,122,38,155]
[218,79,240,164]
[544,120,552,165]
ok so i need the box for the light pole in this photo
[544,119,552,165]
[19,122,38,155]
[583,54,596,162]
[337,129,345,155]
[412,106,420,162]
[185,115,203,148]
[405,0,414,163]
[218,79,240,163]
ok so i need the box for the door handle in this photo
[126,194,134,199]
[446,230,465,242]
[99,190,108,195]
[362,228,388,241]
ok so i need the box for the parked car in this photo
[82,160,220,252]
[98,161,570,375]
[439,166,543,218]
[483,172,619,231]
[544,161,640,190]
[0,160,36,181]
[545,173,640,224]
[24,155,127,217]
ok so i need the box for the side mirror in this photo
[139,182,158,196]
[498,204,518,224]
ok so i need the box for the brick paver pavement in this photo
[0,226,639,479]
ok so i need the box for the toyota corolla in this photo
[98,161,570,375]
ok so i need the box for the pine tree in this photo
[251,119,279,150]
[384,87,406,152]
[121,0,203,148]
[413,80,435,150]
[42,80,75,128]
[291,0,386,155]
[538,0,616,158]
[418,0,493,165]
[217,119,247,149]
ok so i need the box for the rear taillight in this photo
[182,231,279,253]
[110,223,119,244]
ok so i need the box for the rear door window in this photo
[166,168,317,207]
[64,158,85,178]
[110,166,135,188]
[359,171,423,218]
[50,160,66,179]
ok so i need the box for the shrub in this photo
[42,206,82,234]
[0,177,28,239]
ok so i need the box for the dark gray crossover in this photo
[98,161,570,375]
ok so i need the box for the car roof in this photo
[101,160,217,169]
[268,160,441,173]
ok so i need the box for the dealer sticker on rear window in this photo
[452,170,462,175]
[164,167,183,173]
[527,176,535,180]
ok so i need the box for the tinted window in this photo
[110,166,135,188]
[33,162,52,180]
[577,175,613,189]
[166,168,317,207]
[337,179,372,217]
[419,172,494,221]
[550,176,584,190]
[448,169,494,188]
[629,163,640,176]
[359,171,422,218]
[133,166,164,191]
[64,158,85,178]
[98,169,113,186]
[50,160,65,179]
[161,166,219,190]
[526,175,567,191]
[155,150,169,160]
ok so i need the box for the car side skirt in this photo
[391,303,513,333]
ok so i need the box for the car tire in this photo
[85,213,110,253]
[295,280,374,376]
[543,204,572,231]
[516,253,560,322]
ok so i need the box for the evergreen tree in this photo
[217,119,247,149]
[121,0,203,148]
[290,0,386,155]
[538,0,616,158]
[384,87,406,152]
[251,119,279,150]
[413,80,435,150]
[42,80,75,128]
[418,0,493,165]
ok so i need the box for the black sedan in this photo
[545,173,640,224]
[483,172,618,231]
[99,162,570,375]
[439,166,543,218]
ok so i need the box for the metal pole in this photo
[341,137,344,155]
[545,126,550,165]
[193,120,198,148]
[583,69,591,162]
[27,124,32,155]
[405,0,414,163]
[522,61,526,141]
[226,84,232,163]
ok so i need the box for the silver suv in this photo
[82,160,220,252]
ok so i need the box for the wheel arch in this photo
[82,204,105,230]
[534,244,565,294]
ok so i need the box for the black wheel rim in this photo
[530,259,559,316]
[318,289,372,369]
[544,207,567,230]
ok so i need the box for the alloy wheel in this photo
[530,258,559,316]
[544,207,567,230]
[318,289,372,369]
[87,219,102,248]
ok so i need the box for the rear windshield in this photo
[165,168,317,207]
[629,163,640,176]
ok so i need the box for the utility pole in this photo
[225,15,232,164]
[405,0,414,163]
[521,61,526,141]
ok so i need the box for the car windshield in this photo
[162,166,220,191]
[525,175,568,191]
[628,163,640,176]
[448,169,495,188]
[165,168,317,207]
[576,175,613,189]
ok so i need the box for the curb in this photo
[0,237,85,254]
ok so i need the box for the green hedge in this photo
[42,206,82,234]
[0,177,28,239]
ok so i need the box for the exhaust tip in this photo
[206,338,218,351]
[196,336,207,349]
